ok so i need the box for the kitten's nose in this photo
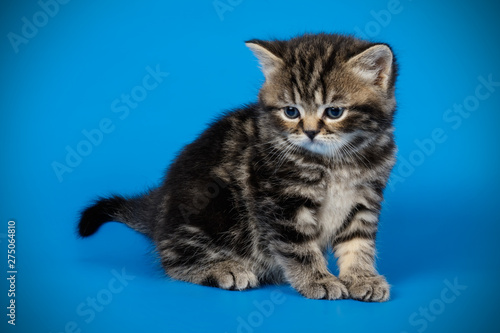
[304,130,320,141]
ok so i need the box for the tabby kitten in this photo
[79,33,397,302]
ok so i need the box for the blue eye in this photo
[325,107,345,119]
[284,106,300,119]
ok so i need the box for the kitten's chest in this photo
[316,170,361,244]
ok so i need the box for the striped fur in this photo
[78,33,398,301]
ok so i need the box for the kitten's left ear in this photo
[348,44,394,90]
[245,39,284,79]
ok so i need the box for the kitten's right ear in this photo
[245,39,284,78]
[347,44,394,91]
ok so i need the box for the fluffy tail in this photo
[78,194,153,238]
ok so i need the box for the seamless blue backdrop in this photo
[1,0,500,332]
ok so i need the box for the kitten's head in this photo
[246,33,397,157]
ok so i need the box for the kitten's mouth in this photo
[286,134,347,157]
[297,140,332,156]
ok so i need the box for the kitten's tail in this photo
[78,194,153,238]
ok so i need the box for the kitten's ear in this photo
[245,39,284,78]
[348,44,394,90]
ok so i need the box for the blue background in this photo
[1,0,499,332]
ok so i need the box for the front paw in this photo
[296,275,349,300]
[341,274,390,302]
